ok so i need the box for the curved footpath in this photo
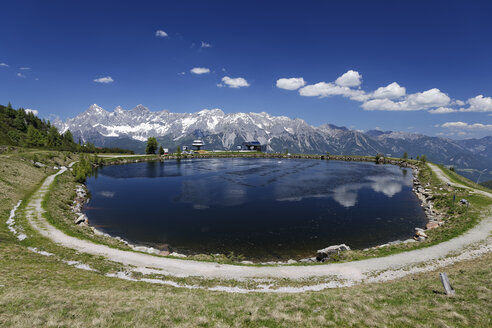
[23,164,492,285]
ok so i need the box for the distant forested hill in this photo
[480,180,492,190]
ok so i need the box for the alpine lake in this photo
[84,158,427,261]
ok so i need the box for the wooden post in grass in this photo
[440,272,455,295]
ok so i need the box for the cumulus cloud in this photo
[335,70,362,87]
[440,121,492,130]
[283,69,491,115]
[460,95,492,112]
[25,109,38,115]
[406,88,451,108]
[19,67,30,70]
[16,72,26,78]
[276,77,306,90]
[428,107,456,114]
[371,82,406,99]
[221,76,250,88]
[93,76,114,83]
[155,30,168,37]
[299,81,367,101]
[362,88,450,111]
[190,67,210,75]
[0,63,8,67]
[201,41,212,48]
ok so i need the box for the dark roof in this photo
[243,141,262,145]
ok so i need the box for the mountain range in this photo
[55,104,492,181]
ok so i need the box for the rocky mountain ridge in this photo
[55,104,491,179]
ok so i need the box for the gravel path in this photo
[24,164,491,283]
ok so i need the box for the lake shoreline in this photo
[74,154,437,263]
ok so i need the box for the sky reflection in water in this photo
[85,158,425,260]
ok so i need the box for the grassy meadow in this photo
[0,149,491,327]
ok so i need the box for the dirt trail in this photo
[23,163,491,283]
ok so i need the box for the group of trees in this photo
[401,152,427,163]
[1,103,76,150]
[146,137,180,155]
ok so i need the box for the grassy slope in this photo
[0,151,491,327]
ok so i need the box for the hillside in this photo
[0,104,133,154]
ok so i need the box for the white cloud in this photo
[201,41,212,48]
[276,77,306,90]
[406,88,450,108]
[155,30,168,37]
[190,67,210,75]
[335,70,362,87]
[177,71,186,75]
[362,88,450,111]
[19,67,31,70]
[93,76,114,83]
[459,95,492,112]
[16,72,26,78]
[441,121,492,130]
[283,69,492,115]
[299,82,366,101]
[371,82,406,99]
[0,63,9,67]
[25,109,38,115]
[221,76,250,88]
[428,107,457,114]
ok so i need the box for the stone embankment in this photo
[411,168,444,235]
[72,185,89,226]
[98,153,418,169]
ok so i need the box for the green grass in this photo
[437,164,492,193]
[1,150,491,327]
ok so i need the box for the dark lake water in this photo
[84,158,427,260]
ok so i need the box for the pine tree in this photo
[25,125,44,147]
[159,145,164,155]
[145,137,158,154]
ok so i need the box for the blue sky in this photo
[1,0,491,138]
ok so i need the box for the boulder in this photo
[316,244,350,261]
[240,260,254,264]
[169,252,187,258]
[147,248,160,255]
[426,221,439,230]
[287,259,297,264]
[415,230,428,238]
[134,246,150,252]
[74,214,88,225]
